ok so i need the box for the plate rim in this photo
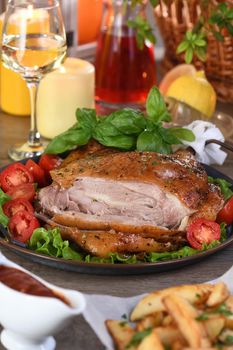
[0,159,232,275]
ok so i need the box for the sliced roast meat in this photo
[38,177,194,231]
[37,214,187,257]
[38,150,223,234]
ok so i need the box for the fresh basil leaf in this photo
[146,86,171,123]
[94,133,136,150]
[76,108,97,131]
[158,127,181,145]
[208,176,233,201]
[45,123,91,154]
[137,130,172,153]
[168,127,196,142]
[108,109,146,135]
[93,121,136,149]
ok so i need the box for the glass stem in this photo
[27,81,41,147]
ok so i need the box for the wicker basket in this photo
[155,0,233,102]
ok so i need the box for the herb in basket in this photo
[127,1,233,63]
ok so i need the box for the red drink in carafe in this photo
[95,25,157,107]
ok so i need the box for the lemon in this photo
[159,64,196,95]
[166,71,216,118]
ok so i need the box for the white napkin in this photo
[182,120,227,165]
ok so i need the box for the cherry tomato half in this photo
[3,198,34,218]
[0,163,34,192]
[39,154,62,173]
[217,196,233,225]
[9,210,40,243]
[187,218,221,250]
[25,159,47,188]
[6,183,36,202]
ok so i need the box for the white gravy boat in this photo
[0,252,86,350]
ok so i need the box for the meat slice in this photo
[38,176,195,231]
[51,150,209,210]
[37,215,187,257]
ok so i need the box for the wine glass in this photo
[1,0,67,160]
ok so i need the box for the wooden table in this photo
[0,105,233,350]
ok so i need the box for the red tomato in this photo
[187,218,221,250]
[6,183,36,202]
[25,159,47,188]
[217,196,233,225]
[3,198,34,218]
[39,154,62,173]
[0,163,34,192]
[9,210,40,243]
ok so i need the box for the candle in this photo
[37,57,95,139]
[0,9,49,116]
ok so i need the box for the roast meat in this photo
[36,148,224,256]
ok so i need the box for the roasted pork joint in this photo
[37,150,224,256]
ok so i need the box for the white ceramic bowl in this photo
[0,253,86,350]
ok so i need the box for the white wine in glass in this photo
[1,0,67,160]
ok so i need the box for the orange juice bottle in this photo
[77,0,104,45]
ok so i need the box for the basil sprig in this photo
[45,87,195,155]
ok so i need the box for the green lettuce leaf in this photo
[29,227,82,260]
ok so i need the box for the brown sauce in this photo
[0,265,71,306]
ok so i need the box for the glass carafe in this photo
[95,0,157,113]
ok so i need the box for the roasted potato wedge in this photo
[137,330,164,350]
[131,284,213,321]
[206,282,229,307]
[105,320,136,350]
[107,282,233,350]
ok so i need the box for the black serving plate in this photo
[0,158,232,275]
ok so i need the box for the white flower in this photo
[183,120,227,165]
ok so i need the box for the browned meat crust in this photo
[37,214,187,257]
[51,150,208,210]
[52,212,185,236]
[59,140,117,168]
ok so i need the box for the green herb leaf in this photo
[146,86,171,123]
[137,129,172,153]
[93,119,137,150]
[126,328,152,348]
[185,47,194,64]
[127,14,156,50]
[208,176,233,201]
[45,123,92,154]
[168,127,196,142]
[76,108,97,131]
[223,335,233,345]
[107,109,146,135]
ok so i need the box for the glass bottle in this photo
[95,0,157,113]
